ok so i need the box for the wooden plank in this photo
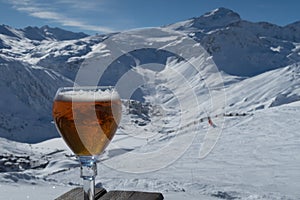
[55,187,107,200]
[56,188,164,200]
[99,190,164,200]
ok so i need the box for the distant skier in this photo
[208,116,216,128]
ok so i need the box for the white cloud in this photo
[30,11,62,20]
[54,0,106,11]
[6,0,116,33]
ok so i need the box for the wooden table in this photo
[56,187,164,200]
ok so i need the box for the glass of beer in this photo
[52,86,122,200]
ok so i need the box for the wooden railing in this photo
[56,187,164,200]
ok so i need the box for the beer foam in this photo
[56,89,120,102]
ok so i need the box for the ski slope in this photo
[0,101,299,199]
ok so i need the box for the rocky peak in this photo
[191,7,241,30]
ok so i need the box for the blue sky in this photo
[0,0,299,35]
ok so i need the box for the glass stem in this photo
[83,177,95,200]
[80,156,97,200]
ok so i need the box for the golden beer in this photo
[53,95,122,156]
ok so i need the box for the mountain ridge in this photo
[166,8,300,76]
[0,24,88,41]
[0,7,300,143]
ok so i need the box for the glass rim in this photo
[54,86,120,101]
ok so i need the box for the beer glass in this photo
[52,86,122,200]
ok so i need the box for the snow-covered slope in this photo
[0,59,73,142]
[0,24,88,41]
[0,8,299,143]
[168,8,300,76]
[225,63,300,112]
[0,29,110,142]
[0,101,299,199]
[0,6,300,200]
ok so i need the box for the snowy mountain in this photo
[0,27,109,142]
[0,7,299,143]
[0,24,88,41]
[0,7,300,199]
[168,7,300,76]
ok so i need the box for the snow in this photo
[0,184,67,200]
[270,46,282,52]
[224,63,300,112]
[170,7,241,32]
[0,7,300,200]
[1,57,300,199]
[1,102,300,199]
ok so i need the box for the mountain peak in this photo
[191,7,241,30]
[202,7,240,18]
[0,24,19,38]
[168,7,241,31]
[23,25,88,41]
